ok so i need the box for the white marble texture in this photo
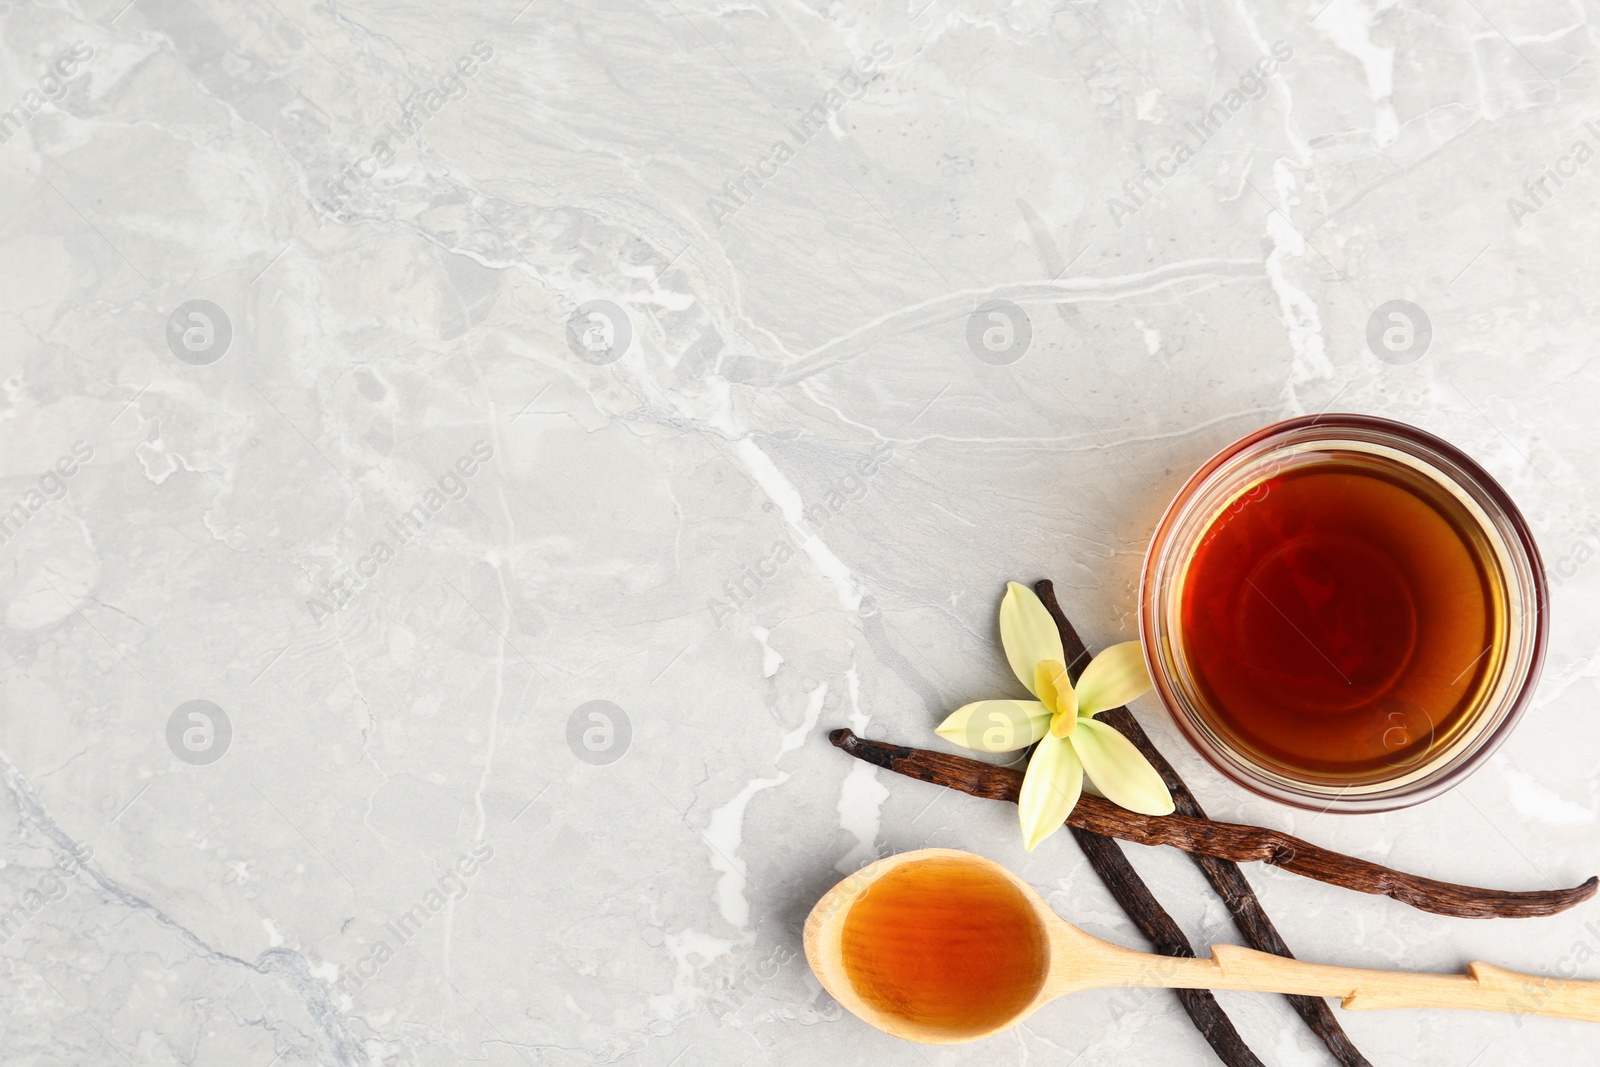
[1,1,1599,1064]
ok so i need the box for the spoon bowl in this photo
[805,848,1600,1044]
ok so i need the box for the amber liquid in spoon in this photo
[838,856,1049,1038]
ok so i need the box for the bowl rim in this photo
[1136,413,1549,813]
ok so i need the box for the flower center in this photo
[1034,659,1077,721]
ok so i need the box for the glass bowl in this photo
[1138,414,1548,813]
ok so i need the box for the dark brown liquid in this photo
[839,857,1047,1038]
[1180,454,1503,781]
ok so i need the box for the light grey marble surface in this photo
[2,1,1599,1064]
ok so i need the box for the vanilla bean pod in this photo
[992,582,1264,1065]
[1036,580,1372,1067]
[827,730,1594,919]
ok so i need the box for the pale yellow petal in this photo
[1018,734,1084,851]
[1000,582,1064,695]
[1071,718,1174,816]
[1074,640,1153,717]
[1034,659,1076,717]
[934,700,1051,752]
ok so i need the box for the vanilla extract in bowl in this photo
[1140,416,1547,812]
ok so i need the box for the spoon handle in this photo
[1131,945,1600,1023]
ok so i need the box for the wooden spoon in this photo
[804,848,1598,1044]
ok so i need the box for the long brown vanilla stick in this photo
[828,729,1596,919]
[1020,585,1265,1064]
[1036,580,1370,1067]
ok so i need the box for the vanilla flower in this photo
[936,582,1174,850]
